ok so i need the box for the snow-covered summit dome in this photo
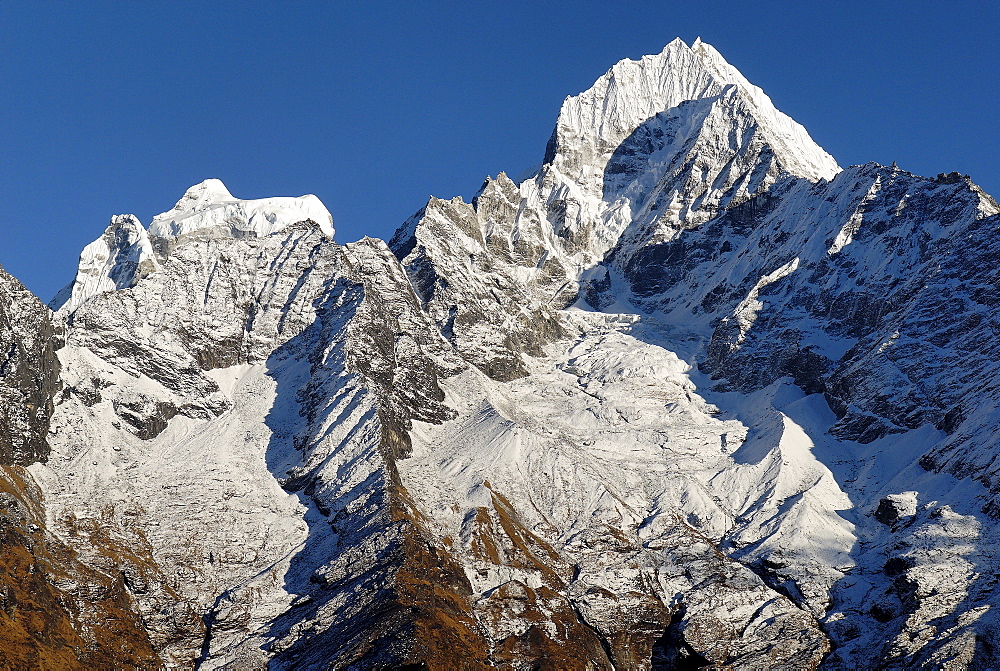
[149,179,335,240]
[166,178,236,213]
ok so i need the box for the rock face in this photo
[0,265,60,465]
[2,37,1000,669]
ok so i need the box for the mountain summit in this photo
[547,37,838,186]
[539,37,838,258]
[148,178,334,239]
[2,40,999,669]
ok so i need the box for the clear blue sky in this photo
[2,1,997,301]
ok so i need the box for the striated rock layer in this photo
[1,38,998,669]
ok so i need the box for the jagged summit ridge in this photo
[391,38,846,381]
[49,213,157,314]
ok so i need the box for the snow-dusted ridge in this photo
[386,38,1000,668]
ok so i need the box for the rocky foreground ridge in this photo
[2,38,1000,669]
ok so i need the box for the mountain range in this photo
[2,38,999,669]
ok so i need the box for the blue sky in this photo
[2,1,997,301]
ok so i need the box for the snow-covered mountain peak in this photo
[485,39,843,268]
[545,38,839,189]
[15,39,1000,669]
[686,41,839,182]
[53,183,336,316]
[394,40,847,351]
[164,178,235,215]
[148,180,334,240]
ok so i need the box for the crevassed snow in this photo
[398,310,855,618]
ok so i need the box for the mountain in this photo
[3,38,999,669]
